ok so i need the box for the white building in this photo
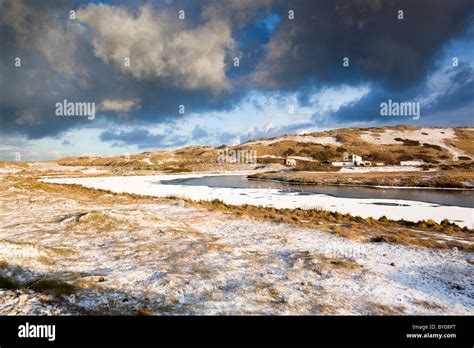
[285,158,297,166]
[352,154,363,165]
[332,154,366,167]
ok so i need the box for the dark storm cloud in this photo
[0,0,473,143]
[322,64,474,127]
[319,86,420,127]
[0,0,249,139]
[424,64,474,116]
[0,0,144,138]
[254,0,474,90]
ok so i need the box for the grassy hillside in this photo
[45,125,474,173]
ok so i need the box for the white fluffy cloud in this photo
[77,4,234,91]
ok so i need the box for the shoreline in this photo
[41,174,474,229]
[247,176,474,191]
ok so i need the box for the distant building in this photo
[400,160,424,166]
[375,162,385,166]
[332,154,366,167]
[352,155,363,165]
[285,158,297,166]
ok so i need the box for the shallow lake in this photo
[159,175,474,208]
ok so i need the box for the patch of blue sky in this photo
[262,13,281,32]
[229,12,282,78]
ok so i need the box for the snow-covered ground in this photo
[141,158,154,165]
[0,177,472,315]
[360,128,469,160]
[26,162,84,172]
[42,174,474,228]
[0,166,23,174]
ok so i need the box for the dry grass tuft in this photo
[366,302,406,315]
[411,300,445,310]
[182,198,472,251]
[0,274,75,298]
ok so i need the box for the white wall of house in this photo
[332,154,370,167]
[352,155,363,165]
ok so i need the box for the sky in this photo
[0,0,473,160]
